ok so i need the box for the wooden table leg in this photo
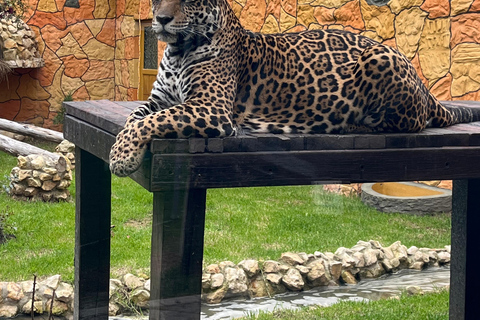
[150,188,207,320]
[74,148,112,320]
[450,179,480,320]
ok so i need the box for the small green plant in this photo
[113,287,145,317]
[0,207,17,245]
[53,92,74,125]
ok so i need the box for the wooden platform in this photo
[64,100,480,320]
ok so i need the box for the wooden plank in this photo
[64,115,152,190]
[206,138,224,153]
[283,134,305,150]
[437,129,470,146]
[385,134,416,149]
[256,134,290,151]
[241,136,258,152]
[150,147,480,190]
[222,137,242,152]
[354,134,386,149]
[413,129,445,148]
[64,101,129,135]
[305,135,355,150]
[445,123,480,133]
[64,115,116,163]
[114,101,144,111]
[150,188,206,320]
[74,148,111,320]
[189,138,206,153]
[450,179,480,320]
[151,139,189,154]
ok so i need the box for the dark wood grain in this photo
[74,148,111,320]
[149,147,480,190]
[206,138,224,153]
[64,115,116,163]
[189,138,206,153]
[450,179,480,320]
[150,189,206,320]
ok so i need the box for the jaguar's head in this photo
[151,0,226,44]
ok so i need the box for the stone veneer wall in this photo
[1,0,480,129]
[0,0,141,129]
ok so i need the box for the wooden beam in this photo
[150,147,480,190]
[0,118,64,143]
[150,188,206,320]
[450,179,480,320]
[74,148,111,320]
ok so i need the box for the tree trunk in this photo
[0,133,61,162]
[0,118,63,143]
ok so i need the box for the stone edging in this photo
[0,240,451,318]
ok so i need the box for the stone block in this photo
[238,259,259,277]
[204,286,227,304]
[263,260,280,273]
[334,0,364,30]
[85,79,115,100]
[97,19,116,46]
[57,33,87,59]
[451,43,480,97]
[451,0,474,15]
[122,274,144,290]
[280,252,305,266]
[6,282,23,301]
[81,60,114,82]
[0,304,18,317]
[418,18,451,84]
[82,38,114,60]
[131,289,150,308]
[307,260,329,286]
[61,55,89,78]
[360,0,395,39]
[261,14,280,34]
[224,267,248,295]
[421,0,450,18]
[210,273,224,289]
[282,268,304,291]
[395,7,427,59]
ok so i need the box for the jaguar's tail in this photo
[428,94,480,128]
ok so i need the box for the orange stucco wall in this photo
[0,0,141,129]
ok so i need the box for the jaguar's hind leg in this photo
[352,44,429,133]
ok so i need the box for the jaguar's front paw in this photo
[109,128,147,177]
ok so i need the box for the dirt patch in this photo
[124,215,152,229]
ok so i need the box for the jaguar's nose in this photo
[156,15,174,25]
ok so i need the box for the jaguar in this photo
[109,0,480,177]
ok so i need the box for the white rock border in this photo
[0,240,451,317]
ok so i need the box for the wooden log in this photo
[0,118,64,143]
[0,133,61,161]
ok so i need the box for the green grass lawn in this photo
[240,289,449,320]
[0,147,452,319]
[0,149,451,282]
[0,146,453,318]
